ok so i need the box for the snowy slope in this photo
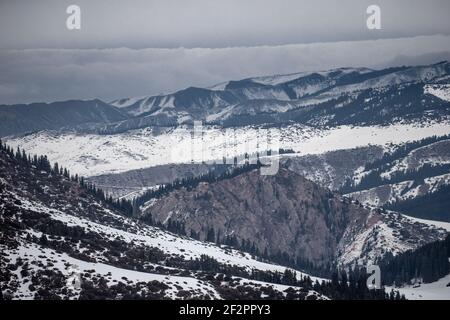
[402,215,450,232]
[342,137,450,210]
[0,149,326,300]
[5,235,324,300]
[5,241,221,300]
[336,209,448,267]
[381,140,450,180]
[6,121,450,177]
[348,173,450,207]
[7,188,322,281]
[386,273,450,300]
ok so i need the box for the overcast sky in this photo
[1,0,450,104]
[1,0,450,49]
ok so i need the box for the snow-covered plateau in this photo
[6,121,450,178]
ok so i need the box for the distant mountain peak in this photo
[3,61,450,137]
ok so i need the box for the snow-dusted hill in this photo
[276,134,450,224]
[0,146,326,300]
[336,209,448,266]
[2,142,446,300]
[347,173,450,208]
[137,165,447,270]
[340,137,450,216]
[384,215,450,300]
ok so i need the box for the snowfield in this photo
[387,273,450,300]
[6,121,450,177]
[1,181,327,300]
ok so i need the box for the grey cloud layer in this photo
[1,35,450,105]
[1,0,450,49]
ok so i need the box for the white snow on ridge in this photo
[208,71,312,90]
[110,95,148,108]
[249,72,310,86]
[424,84,450,102]
[347,173,450,208]
[207,67,373,90]
[249,67,373,86]
[346,180,414,207]
[381,139,450,180]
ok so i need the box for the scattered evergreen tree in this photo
[0,141,133,216]
[384,184,450,222]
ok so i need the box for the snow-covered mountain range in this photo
[2,61,450,299]
[1,61,450,137]
[107,61,450,129]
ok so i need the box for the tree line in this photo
[182,254,403,300]
[384,183,450,222]
[365,134,450,171]
[379,234,450,285]
[340,135,450,194]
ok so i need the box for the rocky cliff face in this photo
[141,167,446,270]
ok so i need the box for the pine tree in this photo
[206,227,215,242]
[53,162,59,174]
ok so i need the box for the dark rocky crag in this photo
[140,167,446,270]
